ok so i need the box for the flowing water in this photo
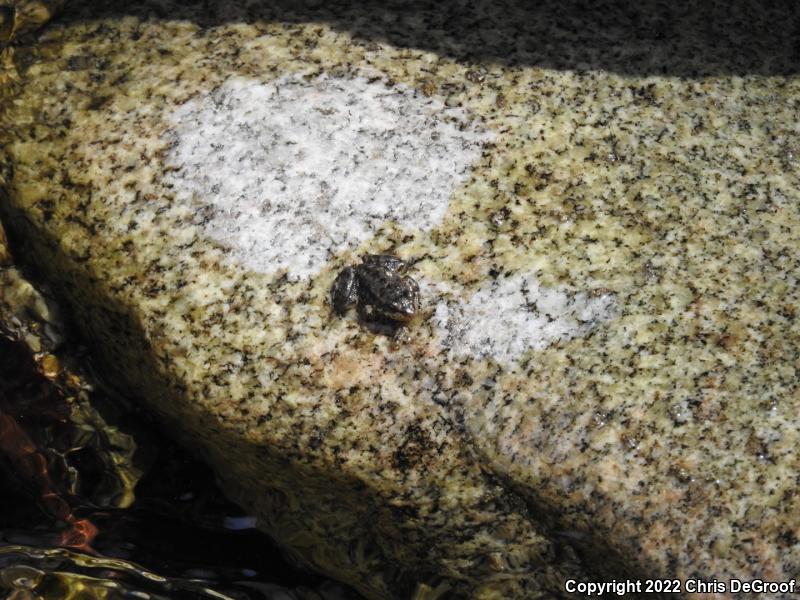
[0,335,359,600]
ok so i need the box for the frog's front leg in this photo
[330,266,359,316]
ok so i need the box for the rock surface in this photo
[2,0,800,597]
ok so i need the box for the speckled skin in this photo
[331,255,420,323]
[1,1,800,598]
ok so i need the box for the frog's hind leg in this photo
[330,267,359,316]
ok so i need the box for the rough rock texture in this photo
[1,1,800,598]
[0,0,64,91]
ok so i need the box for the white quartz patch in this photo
[430,274,615,364]
[164,73,493,279]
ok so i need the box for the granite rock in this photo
[1,0,800,598]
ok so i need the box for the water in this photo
[0,336,359,600]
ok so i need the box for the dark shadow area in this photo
[0,335,361,599]
[55,0,800,77]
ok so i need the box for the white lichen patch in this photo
[429,274,615,364]
[164,73,493,280]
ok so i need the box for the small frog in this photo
[331,254,420,329]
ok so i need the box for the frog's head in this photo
[362,254,407,274]
[379,278,420,322]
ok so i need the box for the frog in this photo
[330,254,420,329]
